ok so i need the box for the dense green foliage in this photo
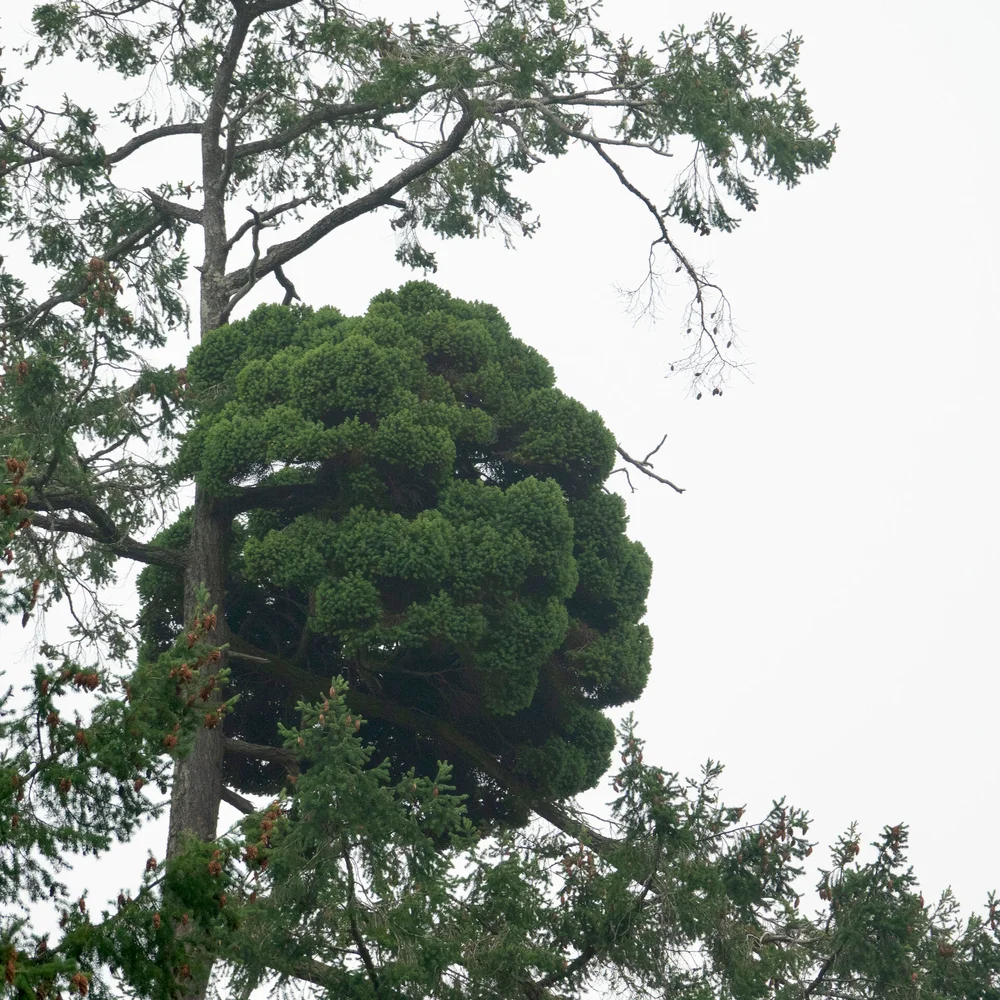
[137,283,652,821]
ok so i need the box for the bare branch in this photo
[613,440,684,494]
[218,205,264,324]
[221,734,299,773]
[805,947,842,998]
[225,196,308,251]
[221,785,256,815]
[273,265,299,305]
[106,122,202,164]
[539,107,734,378]
[24,483,188,566]
[144,187,203,225]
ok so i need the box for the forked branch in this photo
[613,436,685,494]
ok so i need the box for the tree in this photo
[136,282,654,828]
[14,0,985,996]
[0,0,837,895]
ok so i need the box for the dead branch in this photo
[613,436,684,494]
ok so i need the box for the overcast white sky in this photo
[4,0,998,924]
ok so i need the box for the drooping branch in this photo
[539,107,736,380]
[0,210,172,336]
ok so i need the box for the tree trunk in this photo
[166,56,237,855]
[166,136,236,996]
[166,497,230,859]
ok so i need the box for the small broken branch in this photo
[613,437,684,494]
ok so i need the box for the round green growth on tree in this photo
[140,282,652,823]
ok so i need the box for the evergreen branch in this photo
[224,636,621,858]
[221,105,477,305]
[104,211,173,262]
[0,291,78,335]
[487,88,654,114]
[258,955,353,994]
[214,479,331,517]
[805,946,842,997]
[524,838,665,997]
[22,512,185,569]
[0,212,169,335]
